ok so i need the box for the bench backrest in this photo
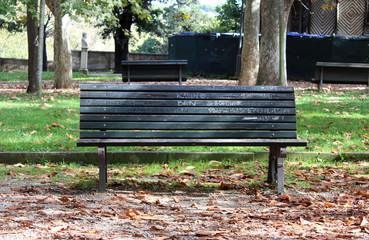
[121,60,187,82]
[79,84,299,142]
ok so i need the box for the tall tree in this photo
[46,0,73,89]
[0,0,40,93]
[256,0,279,86]
[26,1,39,93]
[240,0,295,86]
[113,4,134,73]
[239,0,260,86]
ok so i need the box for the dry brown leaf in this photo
[360,217,368,227]
[51,122,65,129]
[196,230,223,237]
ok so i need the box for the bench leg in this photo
[98,147,107,192]
[319,66,324,91]
[267,147,287,194]
[179,65,182,85]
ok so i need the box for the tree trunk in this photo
[257,0,280,86]
[46,0,73,89]
[26,3,39,94]
[239,0,261,86]
[114,5,133,73]
[279,0,295,86]
[43,24,48,72]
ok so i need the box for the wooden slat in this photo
[121,60,188,66]
[80,91,295,100]
[80,107,296,115]
[80,114,297,123]
[79,131,298,139]
[80,99,296,108]
[316,62,369,68]
[80,122,297,130]
[77,138,308,147]
[80,84,295,93]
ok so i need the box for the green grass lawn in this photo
[0,88,367,153]
[0,71,121,82]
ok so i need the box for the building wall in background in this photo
[0,51,168,72]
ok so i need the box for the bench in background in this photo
[121,60,188,85]
[314,62,369,91]
[77,84,307,194]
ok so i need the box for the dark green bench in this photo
[314,62,369,91]
[77,84,307,194]
[121,60,187,85]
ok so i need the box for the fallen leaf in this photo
[209,160,221,165]
[13,163,26,168]
[300,217,313,225]
[360,217,368,227]
[324,203,336,208]
[59,196,71,203]
[7,170,17,177]
[150,225,165,231]
[185,166,196,170]
[67,134,77,141]
[51,122,65,129]
[196,230,223,237]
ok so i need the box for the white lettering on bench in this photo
[178,100,197,106]
[208,108,291,114]
[177,93,208,99]
[207,101,242,106]
[242,117,258,120]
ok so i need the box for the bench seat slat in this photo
[77,138,308,147]
[80,131,297,139]
[80,92,295,100]
[80,99,296,108]
[80,122,297,130]
[121,60,188,66]
[80,107,296,115]
[80,114,297,123]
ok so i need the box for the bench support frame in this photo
[98,147,107,192]
[267,147,287,194]
[96,146,288,194]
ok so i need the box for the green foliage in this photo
[130,3,218,53]
[133,37,167,54]
[214,0,242,33]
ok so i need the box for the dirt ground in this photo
[0,78,368,239]
[1,167,369,240]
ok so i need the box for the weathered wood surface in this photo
[77,84,308,194]
[121,60,187,83]
[78,84,304,146]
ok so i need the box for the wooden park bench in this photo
[314,62,369,91]
[121,60,187,85]
[77,84,307,194]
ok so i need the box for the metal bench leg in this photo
[98,147,107,192]
[179,65,182,85]
[319,66,324,91]
[267,146,287,194]
[276,148,287,194]
[127,66,131,85]
[267,146,278,183]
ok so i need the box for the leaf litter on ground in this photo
[0,160,368,239]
